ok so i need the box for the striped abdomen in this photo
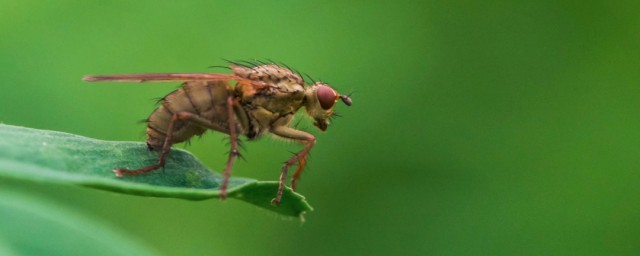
[145,80,234,151]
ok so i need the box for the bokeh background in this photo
[1,0,640,255]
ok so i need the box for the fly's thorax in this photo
[236,87,304,138]
[230,63,306,113]
[231,64,303,85]
[234,74,306,116]
[256,85,305,114]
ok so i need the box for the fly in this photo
[83,62,352,205]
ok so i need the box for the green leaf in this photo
[0,190,160,255]
[0,124,312,218]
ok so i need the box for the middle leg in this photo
[220,96,240,200]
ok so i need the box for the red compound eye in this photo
[317,85,337,110]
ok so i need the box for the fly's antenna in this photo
[339,94,352,106]
[345,90,355,99]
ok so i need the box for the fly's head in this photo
[304,82,352,131]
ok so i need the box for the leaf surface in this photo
[0,190,160,255]
[0,124,312,218]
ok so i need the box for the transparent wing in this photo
[82,73,262,85]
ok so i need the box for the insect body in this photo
[83,62,351,205]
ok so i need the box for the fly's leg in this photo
[291,156,307,192]
[270,126,316,205]
[114,110,233,183]
[114,114,181,177]
[220,96,240,200]
[161,98,239,200]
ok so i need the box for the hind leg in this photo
[114,111,231,176]
[114,113,181,177]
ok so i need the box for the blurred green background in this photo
[1,0,639,255]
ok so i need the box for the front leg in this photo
[270,125,316,206]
